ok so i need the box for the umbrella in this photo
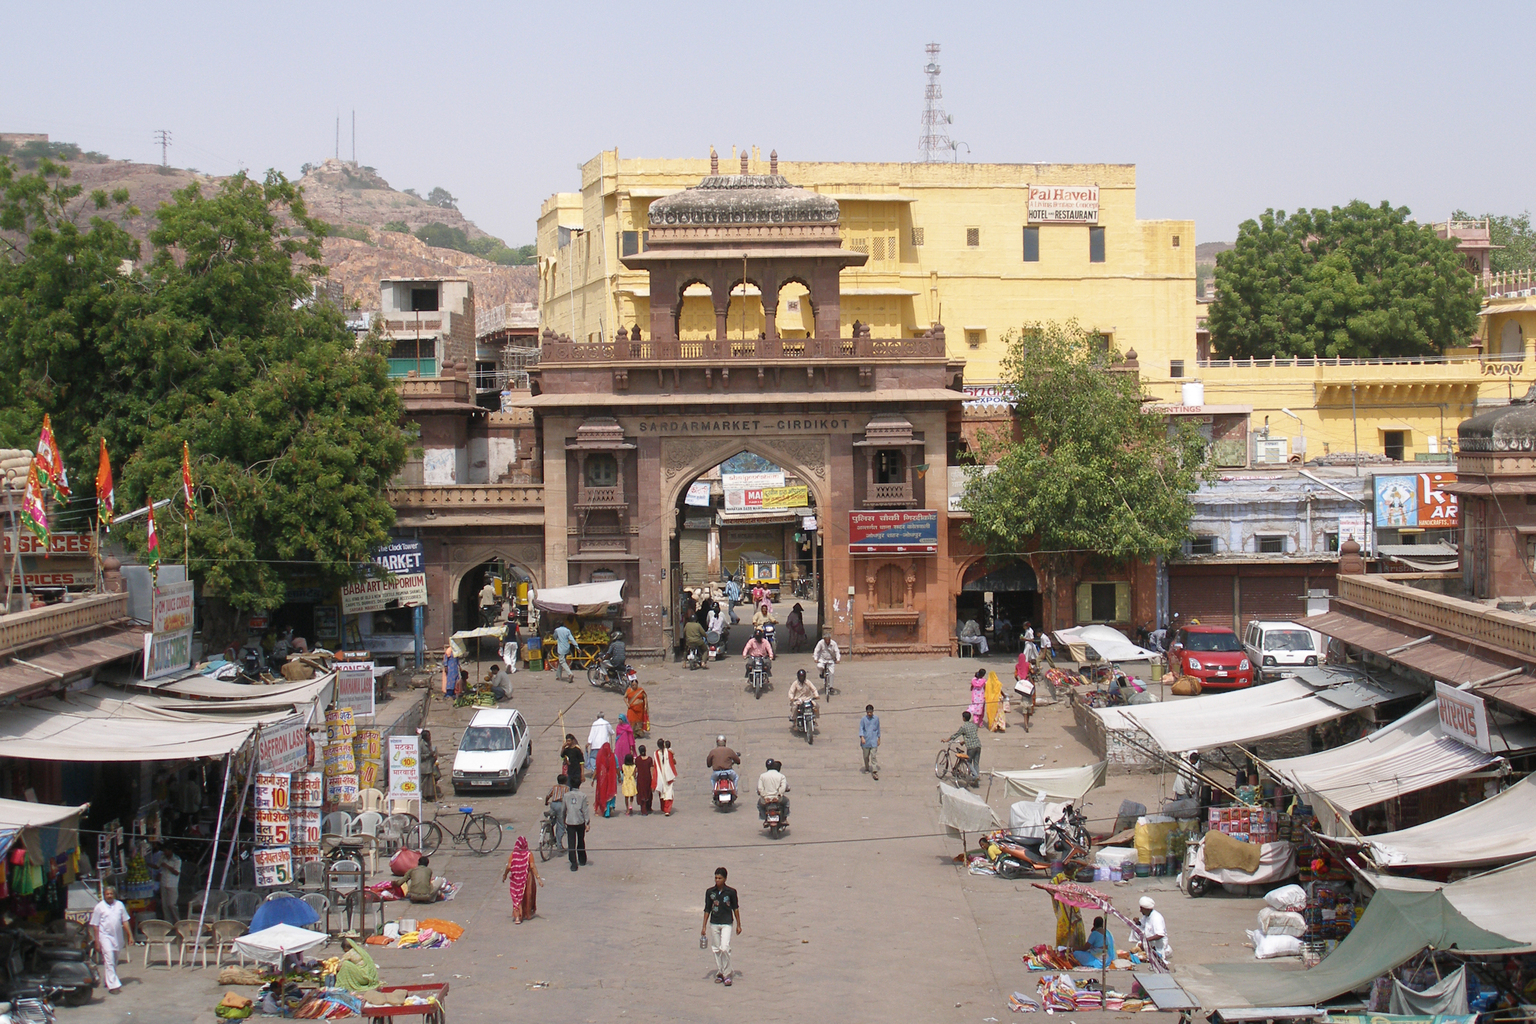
[249,895,320,933]
[233,922,329,964]
[1032,880,1165,973]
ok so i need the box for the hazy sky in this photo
[6,1,1530,246]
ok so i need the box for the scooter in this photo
[0,928,95,1008]
[747,657,768,700]
[707,626,730,661]
[761,797,787,838]
[1040,803,1093,863]
[979,829,1055,879]
[711,771,738,811]
[792,698,817,745]
[685,644,704,671]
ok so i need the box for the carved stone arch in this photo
[659,435,828,511]
[447,544,544,597]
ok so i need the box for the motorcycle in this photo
[980,829,1055,879]
[761,622,777,652]
[685,644,704,671]
[761,797,787,837]
[0,927,95,1009]
[587,659,638,692]
[792,698,817,745]
[1040,803,1093,863]
[710,771,738,811]
[707,626,730,661]
[747,657,768,700]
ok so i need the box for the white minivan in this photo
[451,708,531,795]
[1243,620,1325,681]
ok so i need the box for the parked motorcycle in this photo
[747,657,768,700]
[761,797,787,837]
[792,698,817,745]
[0,928,95,1008]
[1040,803,1093,863]
[710,771,738,811]
[587,659,637,692]
[980,829,1054,879]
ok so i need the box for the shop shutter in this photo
[1238,575,1305,628]
[1170,572,1235,629]
[679,532,709,589]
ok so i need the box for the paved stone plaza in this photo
[68,643,1275,1023]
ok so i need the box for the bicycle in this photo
[817,661,839,701]
[934,739,978,788]
[537,808,564,862]
[405,804,504,856]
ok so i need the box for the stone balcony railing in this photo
[0,592,129,656]
[396,376,473,404]
[387,484,544,509]
[868,481,917,507]
[576,486,624,507]
[542,335,946,364]
[1337,572,1536,662]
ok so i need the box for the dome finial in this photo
[770,149,778,175]
[710,147,718,174]
[740,151,749,175]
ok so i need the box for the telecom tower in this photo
[919,43,953,163]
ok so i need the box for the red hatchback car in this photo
[1169,625,1253,690]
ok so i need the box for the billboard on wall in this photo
[1435,681,1491,753]
[1374,472,1459,530]
[725,485,808,510]
[1027,185,1099,224]
[341,539,427,614]
[848,510,939,554]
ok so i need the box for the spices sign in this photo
[1027,184,1100,224]
[1435,681,1492,753]
[848,510,939,554]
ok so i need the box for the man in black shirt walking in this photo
[700,866,742,986]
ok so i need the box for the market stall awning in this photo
[1359,857,1536,946]
[1114,669,1417,754]
[1344,775,1536,869]
[0,796,89,861]
[0,702,261,761]
[29,686,302,726]
[1053,625,1157,662]
[1265,700,1536,815]
[450,627,504,658]
[0,627,144,702]
[531,580,626,616]
[1301,610,1521,687]
[937,782,1001,835]
[148,673,337,716]
[992,762,1107,804]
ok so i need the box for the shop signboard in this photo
[341,540,428,614]
[387,734,421,799]
[324,707,356,743]
[255,808,290,846]
[848,510,940,554]
[723,485,808,510]
[152,581,195,633]
[1337,512,1374,556]
[291,807,322,857]
[1435,681,1492,753]
[684,481,712,507]
[1374,472,1459,530]
[142,627,193,680]
[2,532,92,557]
[313,605,339,641]
[10,571,91,588]
[254,773,290,811]
[253,846,293,887]
[293,772,324,808]
[325,773,358,805]
[322,742,355,777]
[257,715,309,774]
[335,661,376,718]
[1027,184,1100,224]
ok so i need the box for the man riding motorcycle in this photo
[757,758,788,823]
[742,629,774,683]
[705,735,740,785]
[603,630,627,676]
[787,669,820,726]
[683,618,708,668]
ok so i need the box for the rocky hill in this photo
[8,147,535,313]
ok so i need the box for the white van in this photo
[1243,620,1324,681]
[451,708,531,795]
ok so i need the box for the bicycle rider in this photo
[946,711,983,783]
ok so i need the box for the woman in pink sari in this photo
[593,742,619,817]
[614,714,636,767]
[500,836,542,923]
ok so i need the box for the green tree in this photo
[959,321,1210,566]
[1451,209,1536,274]
[426,186,457,210]
[0,160,412,623]
[1209,200,1480,359]
[381,220,409,233]
[414,221,470,251]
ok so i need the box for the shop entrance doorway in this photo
[961,559,1041,653]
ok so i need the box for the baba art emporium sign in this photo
[341,539,427,615]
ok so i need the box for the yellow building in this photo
[537,148,1196,381]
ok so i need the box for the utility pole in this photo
[351,110,356,164]
[919,44,954,163]
[154,129,172,166]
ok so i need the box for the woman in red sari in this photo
[634,744,655,815]
[500,835,542,923]
[593,742,619,818]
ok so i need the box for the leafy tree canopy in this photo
[426,186,457,210]
[1451,209,1536,274]
[413,222,534,265]
[1209,200,1480,359]
[959,321,1210,563]
[0,159,412,616]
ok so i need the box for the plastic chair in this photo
[300,860,327,891]
[301,892,329,923]
[210,920,247,967]
[140,919,179,969]
[186,891,227,923]
[264,890,301,902]
[226,890,261,926]
[957,637,977,658]
[379,812,416,855]
[174,919,213,969]
[321,811,353,836]
[350,811,384,839]
[324,858,363,934]
[357,788,386,814]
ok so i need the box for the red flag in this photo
[96,439,115,531]
[146,500,160,572]
[181,442,196,520]
[34,414,70,502]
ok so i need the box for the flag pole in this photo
[3,487,17,613]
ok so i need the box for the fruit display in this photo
[574,626,610,645]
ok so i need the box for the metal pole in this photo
[218,736,259,891]
[195,752,237,947]
[1352,383,1359,477]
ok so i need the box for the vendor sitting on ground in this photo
[1073,916,1115,967]
[404,855,443,903]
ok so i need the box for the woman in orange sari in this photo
[593,742,619,818]
[625,681,650,736]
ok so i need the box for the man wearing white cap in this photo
[1135,896,1171,965]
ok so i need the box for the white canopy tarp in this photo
[1118,678,1345,753]
[0,702,259,761]
[1362,857,1536,946]
[155,673,336,709]
[26,687,296,726]
[1346,775,1536,868]
[1009,799,1067,839]
[992,762,1108,804]
[1053,625,1157,663]
[0,797,87,830]
[232,923,331,964]
[450,626,505,657]
[1267,701,1515,814]
[937,782,1001,836]
[531,580,626,616]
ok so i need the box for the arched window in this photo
[875,449,905,484]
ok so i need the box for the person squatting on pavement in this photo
[701,867,743,986]
[859,704,881,780]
